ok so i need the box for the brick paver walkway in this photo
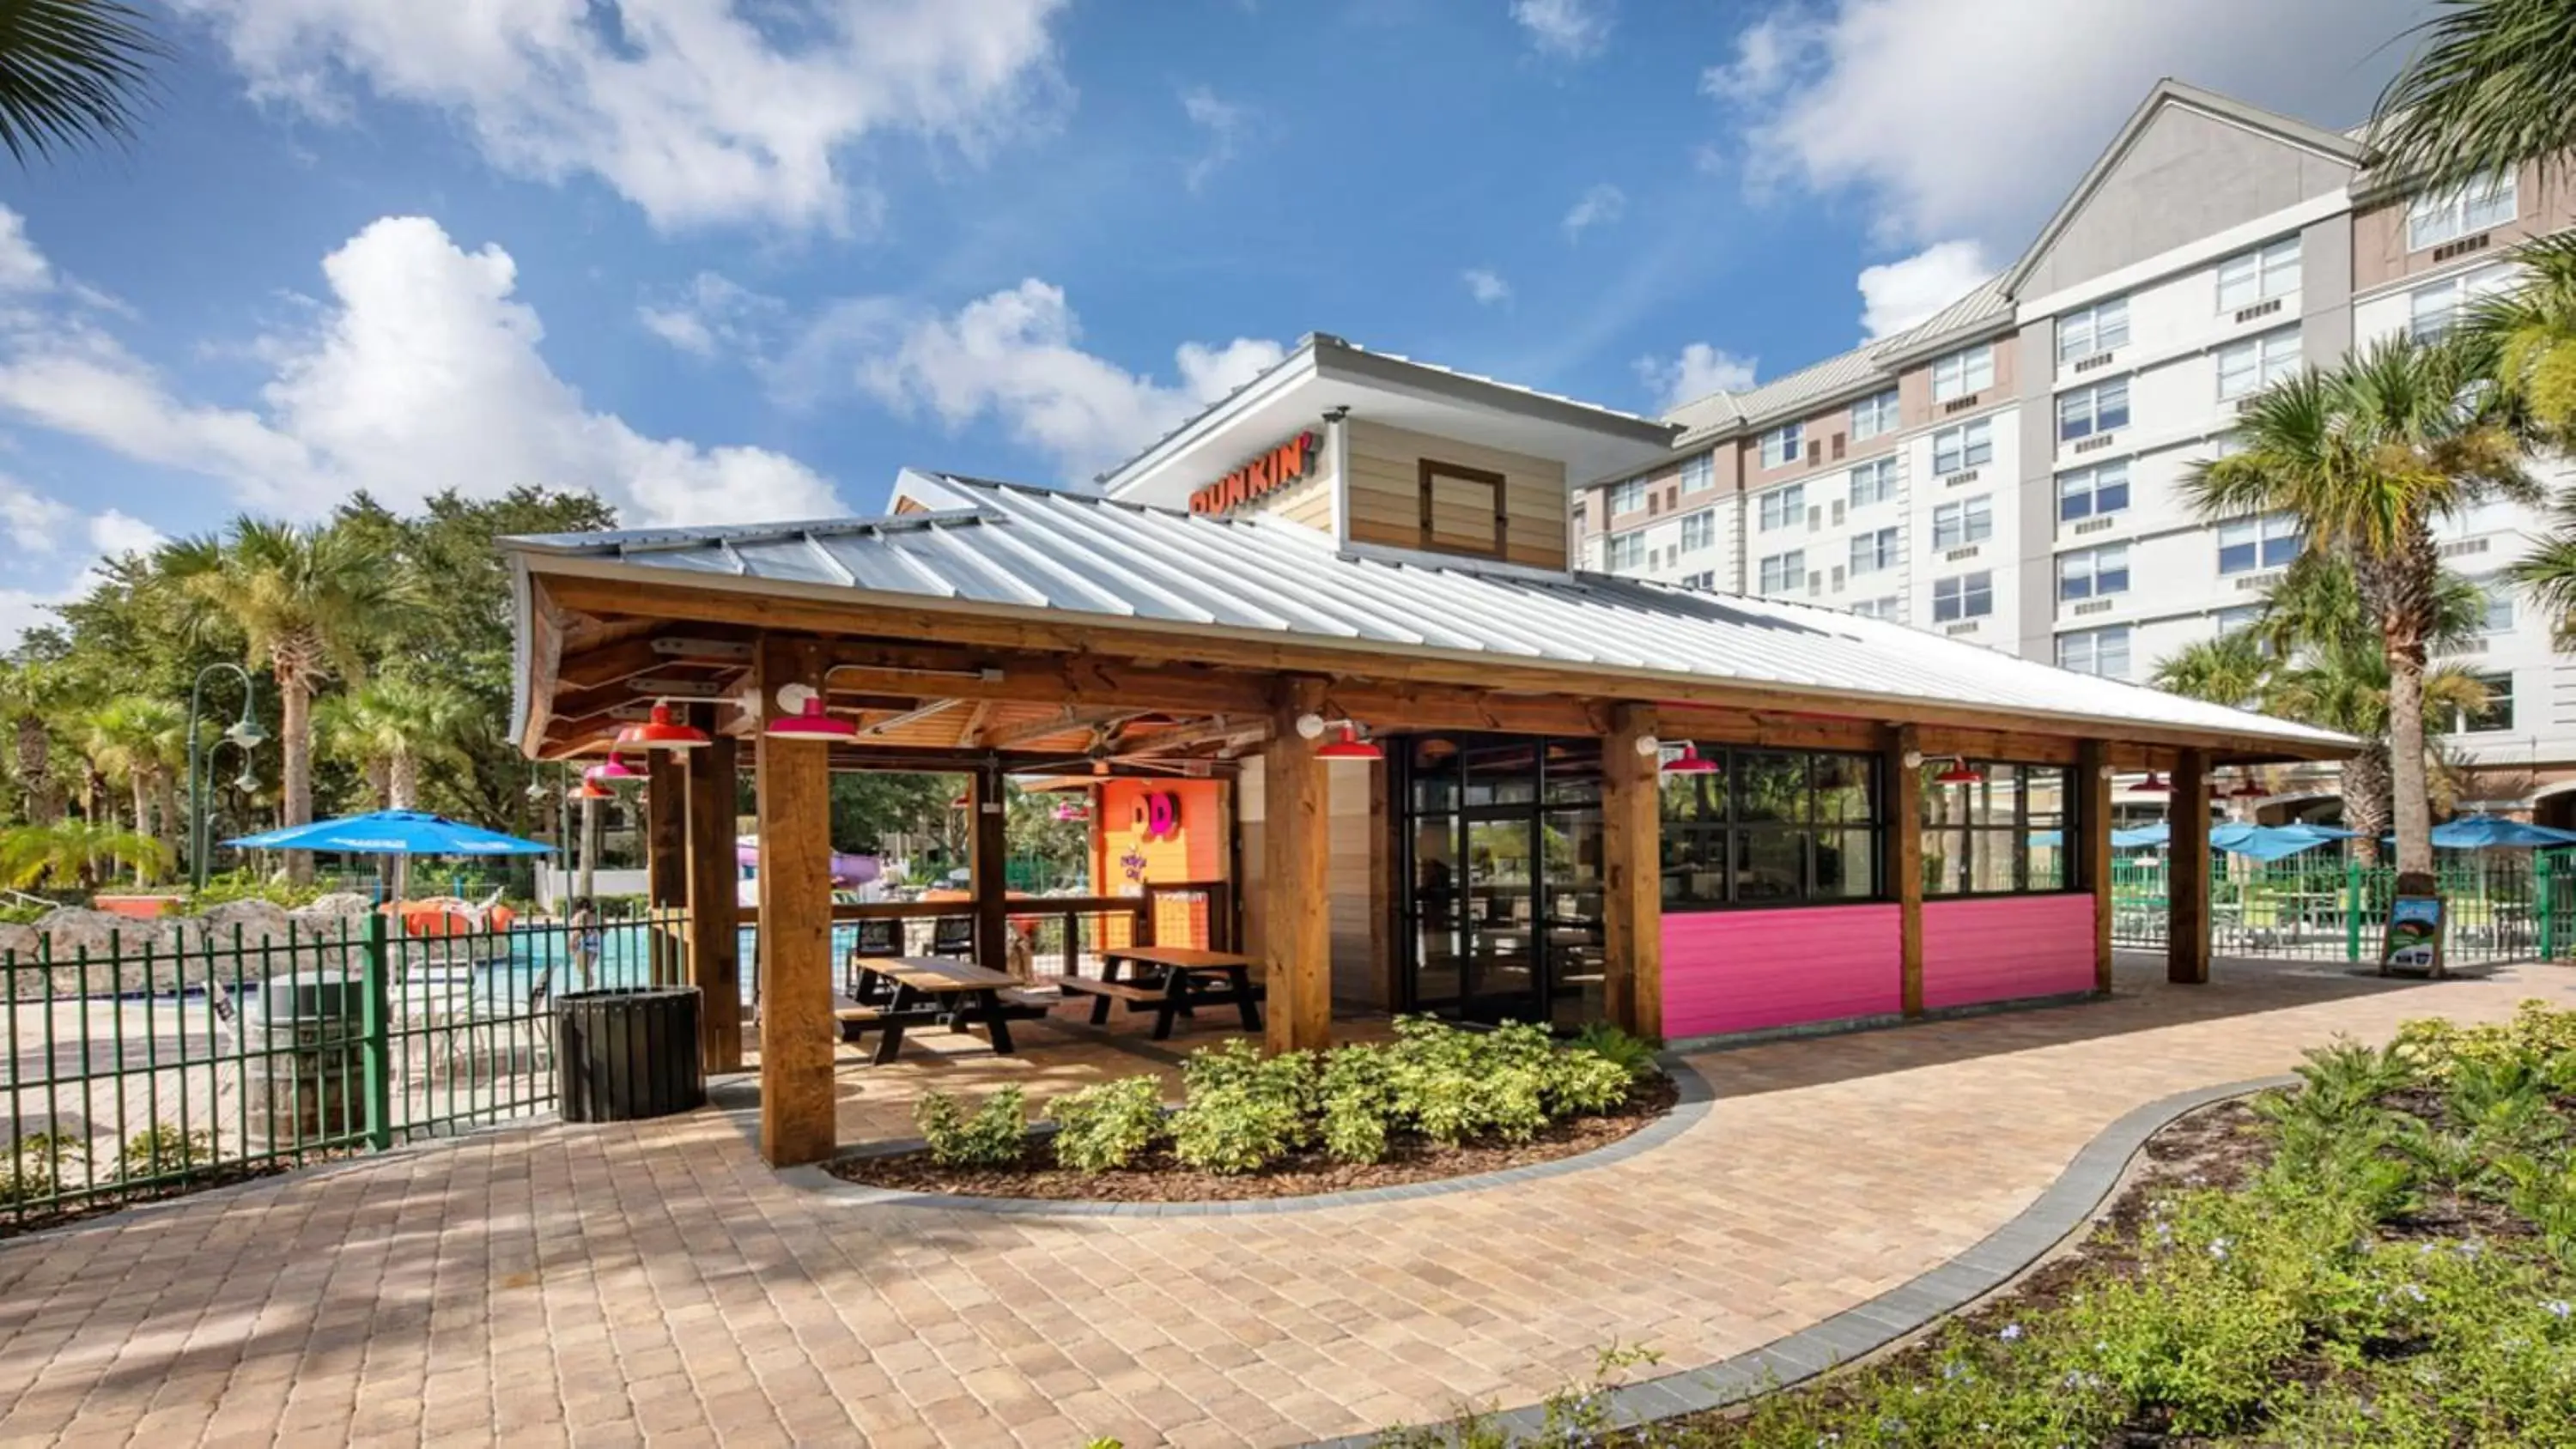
[3,955,2570,1448]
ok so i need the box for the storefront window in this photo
[1660,745,1882,909]
[1921,761,2076,895]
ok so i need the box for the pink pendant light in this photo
[1660,742,1718,774]
[763,694,856,741]
[2133,772,2172,795]
[1934,758,1984,785]
[567,780,613,802]
[583,754,641,786]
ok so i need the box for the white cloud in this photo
[172,0,1074,233]
[0,488,162,645]
[848,279,1284,482]
[1635,343,1758,413]
[0,207,843,529]
[0,475,72,551]
[1511,0,1612,59]
[638,271,784,360]
[1704,0,2432,248]
[1180,85,1246,193]
[1461,268,1512,306]
[0,210,49,294]
[1562,183,1626,239]
[1856,239,1991,341]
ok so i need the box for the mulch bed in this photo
[826,1073,1680,1203]
[0,1159,296,1241]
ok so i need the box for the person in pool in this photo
[569,895,602,991]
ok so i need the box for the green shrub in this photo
[1541,1047,1634,1117]
[1169,1084,1301,1174]
[1045,1076,1163,1173]
[114,1125,215,1183]
[1568,1022,1659,1081]
[914,1087,1029,1167]
[2395,999,2576,1082]
[1319,1044,1399,1164]
[0,1131,83,1208]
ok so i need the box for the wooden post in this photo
[645,747,686,986]
[970,763,1008,967]
[1886,724,1924,1018]
[684,711,741,1074]
[2168,749,2212,985]
[1367,756,1396,1014]
[754,635,836,1167]
[2080,739,2113,994]
[1263,677,1332,1054]
[1602,703,1663,1041]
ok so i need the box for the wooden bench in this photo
[1059,946,1263,1040]
[841,955,1030,1064]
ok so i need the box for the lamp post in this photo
[186,664,268,892]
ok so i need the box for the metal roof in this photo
[509,476,2349,755]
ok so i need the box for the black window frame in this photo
[1920,760,2082,898]
[1659,744,1886,912]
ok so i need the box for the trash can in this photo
[239,976,367,1150]
[555,987,705,1122]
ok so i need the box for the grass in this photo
[1375,1000,2576,1448]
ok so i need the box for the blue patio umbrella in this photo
[2111,822,2168,850]
[227,809,550,856]
[2110,821,2346,859]
[2421,813,2576,850]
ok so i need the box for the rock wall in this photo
[3,894,380,999]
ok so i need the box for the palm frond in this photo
[2368,0,2576,192]
[0,0,164,166]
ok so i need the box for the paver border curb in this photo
[1300,1071,2298,1448]
[773,1053,1715,1217]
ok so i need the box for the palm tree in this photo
[159,519,410,882]
[2150,631,2269,711]
[320,676,479,812]
[81,695,181,880]
[0,816,167,891]
[2183,337,2535,883]
[0,657,66,824]
[0,0,162,165]
[2367,0,2576,196]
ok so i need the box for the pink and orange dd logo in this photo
[1133,791,1182,840]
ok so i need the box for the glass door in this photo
[1397,733,1604,1028]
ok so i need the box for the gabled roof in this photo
[2000,78,2367,296]
[506,475,2351,758]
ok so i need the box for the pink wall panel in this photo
[1920,895,2097,1010]
[1661,905,1902,1039]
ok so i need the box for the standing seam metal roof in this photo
[507,478,2348,753]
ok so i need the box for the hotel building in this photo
[1575,81,2576,816]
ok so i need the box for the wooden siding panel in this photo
[1919,895,2097,1009]
[1344,419,1568,569]
[1326,761,1379,1008]
[1661,904,1902,1038]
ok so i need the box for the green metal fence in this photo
[2111,851,2563,966]
[2,906,683,1229]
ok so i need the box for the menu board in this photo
[2379,895,2445,978]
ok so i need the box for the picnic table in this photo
[1057,944,1263,1040]
[840,955,1049,1064]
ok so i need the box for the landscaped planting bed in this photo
[1376,1000,2576,1448]
[824,1017,1674,1202]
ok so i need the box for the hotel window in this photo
[1660,747,1882,910]
[2057,460,2130,522]
[2057,377,2130,441]
[2057,295,2129,361]
[1757,550,1805,596]
[1849,456,1898,507]
[2057,625,2132,679]
[1757,482,1806,532]
[1932,571,1993,622]
[1680,452,1716,493]
[1681,570,1716,589]
[1931,343,1994,402]
[1759,421,1804,469]
[1607,531,1645,571]
[1418,458,1505,557]
[2218,515,2301,574]
[1610,478,1647,514]
[1680,509,1716,551]
[1851,596,1902,621]
[1931,496,1992,550]
[2215,604,2264,636]
[1850,526,1900,575]
[1850,388,1901,440]
[1931,418,1992,476]
[2057,543,2129,601]
[2218,328,2301,400]
[2447,672,2515,732]
[2217,237,2301,311]
[2481,579,2515,634]
[1923,761,2073,895]
[2409,263,2513,341]
[2409,172,2518,252]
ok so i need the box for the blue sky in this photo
[0,0,2437,640]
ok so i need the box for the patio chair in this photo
[928,916,975,959]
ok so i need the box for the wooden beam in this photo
[970,763,1009,970]
[645,748,688,987]
[1325,682,1611,737]
[955,699,995,747]
[2081,739,2114,995]
[852,698,962,738]
[1368,756,1394,1015]
[557,633,676,690]
[1263,677,1333,1054]
[822,641,1273,715]
[754,634,837,1167]
[1120,715,1271,758]
[1602,704,1663,1041]
[2168,748,2212,985]
[978,706,1138,751]
[1887,724,1924,1018]
[684,713,742,1074]
[535,570,2356,762]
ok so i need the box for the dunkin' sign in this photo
[1187,431,1318,516]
